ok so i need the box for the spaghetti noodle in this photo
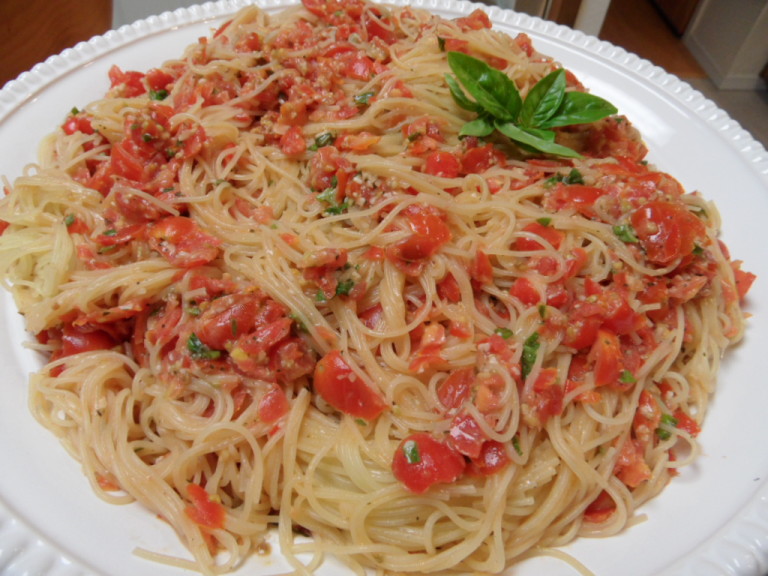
[0,1,755,574]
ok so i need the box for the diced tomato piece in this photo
[461,143,504,174]
[455,8,492,30]
[614,439,651,488]
[510,277,541,306]
[633,390,661,444]
[185,483,226,530]
[548,183,606,218]
[148,216,221,268]
[392,432,466,493]
[437,273,462,303]
[584,490,616,523]
[513,221,564,251]
[630,201,706,266]
[58,325,117,358]
[528,367,564,424]
[673,409,701,437]
[259,384,290,424]
[108,65,146,98]
[732,264,756,302]
[467,440,511,476]
[280,126,307,155]
[469,249,494,285]
[589,329,623,387]
[423,150,461,178]
[313,350,387,420]
[448,412,487,458]
[437,367,475,411]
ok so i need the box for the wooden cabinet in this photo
[652,0,702,35]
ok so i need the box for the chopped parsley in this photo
[187,333,221,360]
[521,332,540,379]
[403,439,421,464]
[613,224,639,243]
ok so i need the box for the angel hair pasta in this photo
[0,0,755,574]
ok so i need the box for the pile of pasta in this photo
[0,0,754,574]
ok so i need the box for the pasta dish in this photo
[0,0,755,574]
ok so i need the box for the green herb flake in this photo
[403,439,421,464]
[64,214,76,227]
[149,89,169,101]
[103,229,117,237]
[336,279,355,296]
[354,91,376,107]
[538,304,547,319]
[656,413,679,440]
[536,217,552,227]
[309,132,337,151]
[521,332,540,379]
[494,327,514,339]
[512,435,523,456]
[613,224,639,244]
[619,369,636,384]
[187,333,222,360]
[437,36,446,51]
[142,133,153,143]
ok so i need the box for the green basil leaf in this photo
[540,91,618,128]
[521,332,540,379]
[519,69,566,129]
[445,74,483,113]
[459,116,495,138]
[447,52,521,121]
[495,121,582,158]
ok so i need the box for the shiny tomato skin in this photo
[185,484,226,529]
[514,221,564,251]
[510,276,541,305]
[392,433,466,493]
[461,144,504,174]
[468,440,511,476]
[589,329,623,387]
[437,367,475,410]
[60,325,117,357]
[313,350,387,420]
[259,384,290,424]
[423,150,461,178]
[630,201,706,265]
[148,216,221,268]
[448,412,486,458]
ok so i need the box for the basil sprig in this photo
[446,52,618,158]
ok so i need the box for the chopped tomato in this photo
[185,483,226,530]
[195,293,264,350]
[584,490,616,523]
[108,65,146,98]
[510,277,541,305]
[386,204,451,274]
[469,249,494,285]
[589,329,623,387]
[148,216,221,268]
[527,367,564,424]
[732,264,756,302]
[448,412,486,458]
[437,367,475,411]
[455,9,492,31]
[259,384,290,424]
[423,150,461,178]
[57,325,118,358]
[467,440,511,476]
[313,350,387,420]
[513,221,564,251]
[437,273,462,303]
[614,439,651,488]
[280,126,307,155]
[672,409,701,437]
[461,143,504,174]
[547,183,606,218]
[630,201,706,266]
[633,390,661,444]
[392,432,466,493]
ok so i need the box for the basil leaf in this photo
[447,52,521,121]
[521,332,540,379]
[519,69,566,129]
[495,121,583,159]
[541,91,618,128]
[445,74,483,113]
[459,116,494,138]
[613,224,639,243]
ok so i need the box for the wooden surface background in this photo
[0,0,113,88]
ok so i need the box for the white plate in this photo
[1,1,767,575]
